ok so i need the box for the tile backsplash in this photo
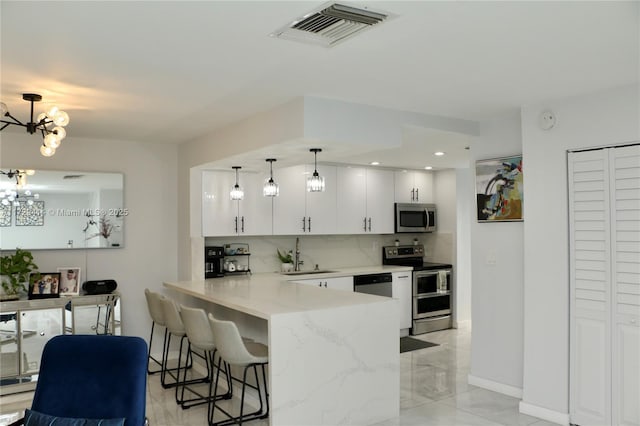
[205,233,454,274]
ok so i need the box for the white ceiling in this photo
[1,1,638,170]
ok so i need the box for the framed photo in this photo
[58,267,81,296]
[29,272,61,299]
[0,203,11,227]
[476,155,523,222]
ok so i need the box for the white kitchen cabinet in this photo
[272,164,336,235]
[202,170,272,236]
[291,276,354,292]
[394,170,433,203]
[392,271,412,332]
[568,145,640,426]
[336,167,394,234]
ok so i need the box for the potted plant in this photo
[277,249,294,273]
[0,248,39,301]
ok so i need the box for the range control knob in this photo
[417,248,423,253]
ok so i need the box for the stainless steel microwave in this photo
[395,203,436,233]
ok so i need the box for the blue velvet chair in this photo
[17,335,148,426]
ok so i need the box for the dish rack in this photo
[223,243,251,275]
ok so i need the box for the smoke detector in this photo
[271,2,391,47]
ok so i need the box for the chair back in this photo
[31,335,147,426]
[208,314,254,366]
[179,305,215,351]
[144,288,166,326]
[161,296,185,336]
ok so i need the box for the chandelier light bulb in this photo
[1,199,8,206]
[33,193,40,199]
[44,133,61,149]
[47,106,59,118]
[25,169,35,175]
[37,112,48,123]
[52,126,66,139]
[53,110,69,126]
[13,200,19,207]
[40,144,56,157]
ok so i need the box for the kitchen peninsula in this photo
[164,272,400,426]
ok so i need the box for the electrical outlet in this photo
[486,250,497,266]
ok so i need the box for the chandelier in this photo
[306,148,325,192]
[1,93,70,157]
[0,169,39,206]
[230,166,244,200]
[263,159,279,197]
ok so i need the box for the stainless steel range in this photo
[382,244,453,334]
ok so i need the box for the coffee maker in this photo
[204,246,224,278]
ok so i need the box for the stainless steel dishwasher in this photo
[353,273,393,297]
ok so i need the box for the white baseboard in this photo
[467,374,523,398]
[519,401,570,426]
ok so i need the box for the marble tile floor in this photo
[0,324,554,426]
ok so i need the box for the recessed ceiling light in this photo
[370,161,380,166]
[434,151,445,156]
[424,166,433,170]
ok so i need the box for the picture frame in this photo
[57,267,82,296]
[15,200,45,226]
[28,272,61,299]
[475,155,524,222]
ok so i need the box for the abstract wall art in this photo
[475,155,523,222]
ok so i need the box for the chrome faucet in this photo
[294,237,303,271]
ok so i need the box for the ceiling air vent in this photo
[272,2,390,47]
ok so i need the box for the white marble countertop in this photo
[164,265,409,320]
[279,264,412,280]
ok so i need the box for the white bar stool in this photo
[160,296,210,407]
[208,313,269,426]
[144,288,179,377]
[179,305,233,408]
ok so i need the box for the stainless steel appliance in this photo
[394,203,437,233]
[204,246,225,278]
[382,244,452,334]
[354,273,392,297]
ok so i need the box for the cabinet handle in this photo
[398,275,409,278]
[318,282,322,287]
[415,188,419,201]
[241,216,245,233]
[308,217,311,233]
[363,217,367,231]
[234,217,238,233]
[324,282,327,288]
[411,188,415,201]
[302,217,306,232]
[368,217,371,232]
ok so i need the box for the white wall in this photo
[469,110,525,395]
[519,84,639,422]
[0,133,178,341]
[456,167,472,324]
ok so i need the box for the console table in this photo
[0,293,120,395]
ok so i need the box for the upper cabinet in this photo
[202,171,272,237]
[336,168,394,234]
[394,170,433,203]
[272,165,337,235]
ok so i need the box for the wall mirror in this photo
[0,170,124,250]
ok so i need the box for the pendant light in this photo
[306,148,325,192]
[263,158,279,197]
[230,166,244,200]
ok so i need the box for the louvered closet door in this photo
[569,149,612,426]
[611,145,640,426]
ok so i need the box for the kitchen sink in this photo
[281,270,337,276]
